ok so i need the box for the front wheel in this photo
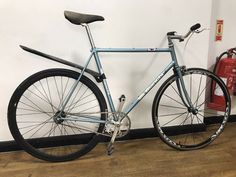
[152,68,231,150]
[8,68,107,162]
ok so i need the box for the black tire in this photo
[152,68,231,150]
[8,68,107,162]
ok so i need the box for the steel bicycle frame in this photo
[20,24,193,124]
[94,47,175,115]
[60,24,192,117]
[58,48,192,123]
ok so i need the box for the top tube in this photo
[94,48,172,53]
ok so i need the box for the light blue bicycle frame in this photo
[60,24,192,124]
[94,47,175,115]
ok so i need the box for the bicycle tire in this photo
[152,68,231,150]
[8,68,107,162]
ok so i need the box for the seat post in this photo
[82,24,96,49]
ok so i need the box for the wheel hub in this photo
[188,107,198,115]
[53,111,66,124]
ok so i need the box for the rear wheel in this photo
[152,68,231,150]
[8,68,107,162]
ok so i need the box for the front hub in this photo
[53,111,66,124]
[192,109,199,115]
[188,107,199,115]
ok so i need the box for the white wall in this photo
[208,0,236,114]
[0,0,212,141]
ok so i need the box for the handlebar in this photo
[167,23,201,42]
[190,23,201,31]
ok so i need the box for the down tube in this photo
[124,61,175,114]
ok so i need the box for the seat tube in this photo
[83,24,116,112]
[93,51,116,112]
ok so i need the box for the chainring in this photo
[104,112,131,138]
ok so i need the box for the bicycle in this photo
[8,11,231,162]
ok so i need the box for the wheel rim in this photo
[155,69,230,149]
[13,72,104,159]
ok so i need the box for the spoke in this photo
[61,77,64,101]
[195,114,200,124]
[64,83,84,113]
[59,124,74,155]
[17,121,50,123]
[54,77,63,108]
[68,98,98,112]
[19,100,51,118]
[19,120,53,129]
[195,74,203,107]
[182,113,196,145]
[163,94,185,107]
[61,77,70,107]
[17,107,51,113]
[196,85,222,110]
[195,115,204,124]
[64,121,78,134]
[159,112,187,118]
[162,112,188,127]
[191,114,194,125]
[33,84,50,102]
[196,97,210,109]
[28,119,54,139]
[17,112,53,116]
[78,105,99,113]
[199,103,225,110]
[47,123,58,137]
[46,78,55,114]
[61,124,70,136]
[159,104,186,110]
[170,84,181,98]
[195,114,207,142]
[26,88,58,111]
[38,80,56,114]
[19,101,42,112]
[65,93,94,111]
[20,117,52,136]
[180,112,190,125]
[68,121,83,133]
[39,122,55,138]
[190,74,192,102]
[193,79,211,106]
[57,123,63,136]
[182,113,199,146]
[66,87,91,114]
